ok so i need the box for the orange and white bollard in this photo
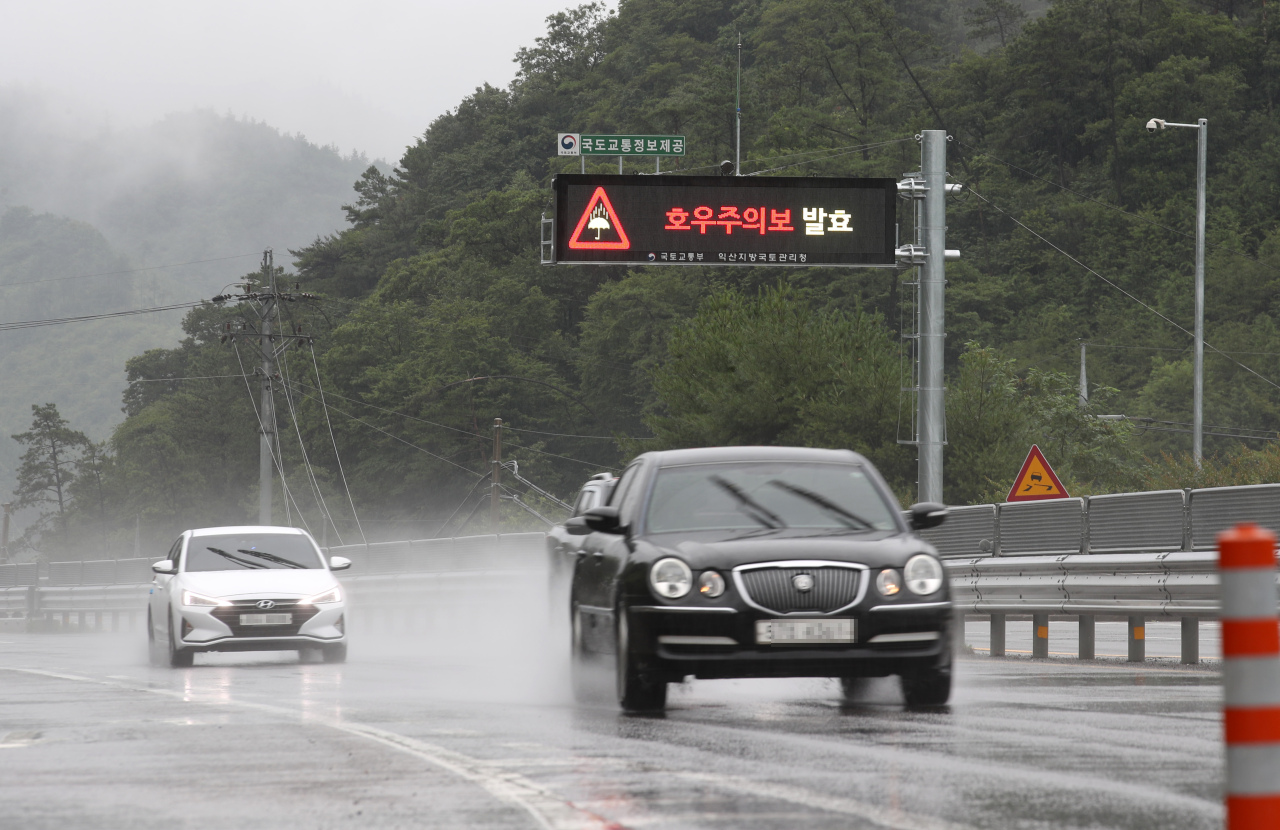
[1219,523,1280,829]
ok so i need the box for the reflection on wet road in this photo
[0,611,1222,829]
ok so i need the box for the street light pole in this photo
[1147,117,1207,468]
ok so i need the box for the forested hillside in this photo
[19,0,1280,558]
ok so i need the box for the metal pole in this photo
[735,33,741,176]
[490,418,503,531]
[919,130,947,504]
[1193,118,1207,468]
[259,250,275,526]
[1078,342,1088,408]
[0,503,9,564]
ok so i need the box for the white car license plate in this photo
[756,618,855,645]
[240,613,292,626]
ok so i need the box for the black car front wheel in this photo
[616,607,666,712]
[901,666,951,705]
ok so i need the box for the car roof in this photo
[639,446,867,468]
[187,526,310,538]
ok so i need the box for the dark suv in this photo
[563,446,949,711]
[547,473,617,613]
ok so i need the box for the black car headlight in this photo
[650,557,692,599]
[904,554,944,595]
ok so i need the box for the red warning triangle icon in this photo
[568,187,631,250]
[1006,444,1070,502]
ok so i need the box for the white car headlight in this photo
[649,558,692,599]
[182,590,230,607]
[301,586,342,605]
[904,554,944,596]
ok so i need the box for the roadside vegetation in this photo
[14,0,1280,557]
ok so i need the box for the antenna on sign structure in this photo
[735,32,742,177]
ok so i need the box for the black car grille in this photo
[737,566,860,614]
[209,599,320,637]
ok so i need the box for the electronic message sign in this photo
[550,174,896,267]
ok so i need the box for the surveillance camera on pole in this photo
[1146,118,1166,133]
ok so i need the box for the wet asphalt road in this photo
[0,608,1223,830]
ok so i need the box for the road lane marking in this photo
[0,666,626,830]
[678,771,970,830]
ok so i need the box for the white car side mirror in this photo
[329,556,351,571]
[152,560,177,575]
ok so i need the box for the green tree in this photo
[643,283,911,485]
[11,403,90,540]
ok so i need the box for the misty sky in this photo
[0,0,613,164]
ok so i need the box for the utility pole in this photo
[491,418,503,532]
[918,130,947,505]
[215,249,317,528]
[259,250,276,526]
[1079,342,1088,408]
[735,33,742,176]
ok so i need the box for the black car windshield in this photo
[645,462,899,534]
[184,533,324,572]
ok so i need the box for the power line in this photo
[955,141,1279,272]
[0,252,261,291]
[963,185,1280,399]
[0,300,203,331]
[289,380,483,478]
[127,374,249,383]
[305,347,367,545]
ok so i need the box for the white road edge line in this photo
[0,666,617,830]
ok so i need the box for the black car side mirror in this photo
[582,505,624,534]
[909,502,947,531]
[563,516,592,536]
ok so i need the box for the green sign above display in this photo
[559,134,685,156]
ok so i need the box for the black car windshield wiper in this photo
[710,475,787,529]
[767,480,873,530]
[236,549,307,569]
[206,547,268,569]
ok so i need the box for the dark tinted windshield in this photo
[184,533,324,572]
[645,462,899,534]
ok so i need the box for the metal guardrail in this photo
[920,484,1280,560]
[0,534,547,632]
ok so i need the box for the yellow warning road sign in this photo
[1006,444,1069,502]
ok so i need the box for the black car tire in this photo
[901,666,951,706]
[839,676,874,702]
[616,606,666,712]
[323,643,348,663]
[147,610,165,667]
[570,605,599,704]
[168,619,194,668]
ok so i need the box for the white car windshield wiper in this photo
[206,547,268,569]
[236,549,307,569]
[710,475,787,529]
[767,479,873,530]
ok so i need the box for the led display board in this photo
[550,174,896,267]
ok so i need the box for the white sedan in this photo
[147,526,350,667]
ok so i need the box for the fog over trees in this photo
[9,0,1280,559]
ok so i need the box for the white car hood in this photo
[178,569,338,600]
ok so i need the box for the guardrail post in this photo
[1079,616,1095,660]
[990,613,1006,657]
[1032,613,1049,658]
[1127,615,1145,662]
[1181,617,1199,664]
[1219,522,1280,827]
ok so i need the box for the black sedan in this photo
[564,446,950,711]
